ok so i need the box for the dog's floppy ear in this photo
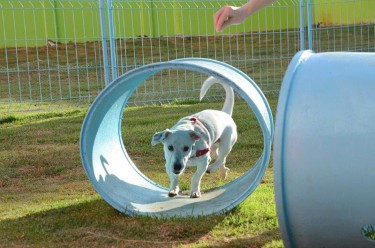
[151,129,172,146]
[190,131,200,141]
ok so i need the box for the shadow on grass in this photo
[0,198,225,247]
[0,197,281,247]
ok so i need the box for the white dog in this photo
[151,77,237,198]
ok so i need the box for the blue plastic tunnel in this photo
[274,50,375,248]
[80,58,273,217]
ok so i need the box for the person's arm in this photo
[214,0,278,32]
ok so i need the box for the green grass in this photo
[2,93,375,246]
[0,96,283,247]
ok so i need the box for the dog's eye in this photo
[168,145,174,151]
[183,146,189,152]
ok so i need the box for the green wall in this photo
[0,0,101,47]
[0,0,374,48]
[0,1,55,47]
[113,0,301,38]
[312,0,375,26]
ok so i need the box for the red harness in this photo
[189,116,211,159]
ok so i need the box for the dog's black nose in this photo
[173,163,182,174]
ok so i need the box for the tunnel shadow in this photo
[0,198,281,247]
[0,197,227,247]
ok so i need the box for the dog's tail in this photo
[200,76,234,116]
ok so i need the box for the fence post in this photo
[299,0,305,50]
[307,0,313,50]
[99,0,110,86]
[107,0,118,81]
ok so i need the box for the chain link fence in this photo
[0,0,374,114]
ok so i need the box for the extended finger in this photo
[214,7,227,31]
[213,7,225,27]
[215,7,232,32]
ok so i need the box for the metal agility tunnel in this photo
[80,58,274,217]
[274,50,375,247]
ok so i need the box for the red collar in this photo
[190,147,210,159]
[189,116,211,158]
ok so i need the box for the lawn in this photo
[0,95,284,247]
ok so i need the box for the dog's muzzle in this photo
[173,163,183,175]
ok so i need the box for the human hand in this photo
[214,0,277,32]
[213,5,247,32]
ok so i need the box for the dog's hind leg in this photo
[218,165,230,180]
[206,129,236,178]
[206,156,228,176]
[211,143,219,160]
[208,143,230,179]
[206,140,235,178]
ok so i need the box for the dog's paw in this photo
[168,187,179,197]
[168,191,178,197]
[190,191,201,198]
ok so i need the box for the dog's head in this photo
[151,129,201,175]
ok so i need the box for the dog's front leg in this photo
[167,170,179,197]
[190,160,209,198]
